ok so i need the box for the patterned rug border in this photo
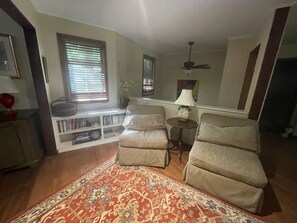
[7,157,269,223]
[6,157,116,223]
[147,167,270,223]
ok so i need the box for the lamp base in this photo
[177,105,191,120]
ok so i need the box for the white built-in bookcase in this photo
[52,108,126,153]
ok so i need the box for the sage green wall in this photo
[158,8,276,110]
[0,8,37,110]
[12,0,278,115]
[159,51,226,106]
[218,37,253,108]
[217,11,275,113]
[115,34,163,99]
[12,0,164,110]
[13,0,119,110]
[35,13,118,111]
[11,0,227,108]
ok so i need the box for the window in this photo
[57,33,108,102]
[142,54,155,96]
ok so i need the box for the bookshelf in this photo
[52,108,126,153]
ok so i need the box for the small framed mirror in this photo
[142,54,155,96]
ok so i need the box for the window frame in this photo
[142,54,155,96]
[57,33,109,103]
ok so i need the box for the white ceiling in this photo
[30,0,296,55]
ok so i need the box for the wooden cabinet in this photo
[52,108,126,153]
[0,110,44,171]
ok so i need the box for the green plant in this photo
[120,76,134,94]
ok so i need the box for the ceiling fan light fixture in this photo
[184,69,193,75]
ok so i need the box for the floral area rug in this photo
[9,157,267,223]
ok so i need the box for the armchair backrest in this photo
[124,104,166,131]
[126,104,165,116]
[200,113,259,129]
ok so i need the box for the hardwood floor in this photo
[0,132,296,223]
[259,132,297,223]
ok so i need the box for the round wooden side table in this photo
[167,117,198,160]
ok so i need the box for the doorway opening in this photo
[259,58,297,134]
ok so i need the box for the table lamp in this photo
[174,89,195,121]
[0,76,19,118]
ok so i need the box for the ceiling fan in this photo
[182,41,211,70]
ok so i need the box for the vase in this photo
[119,95,129,109]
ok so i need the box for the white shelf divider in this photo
[52,108,126,153]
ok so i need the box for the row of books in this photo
[57,114,126,133]
[57,118,93,133]
[102,114,125,126]
[71,128,123,145]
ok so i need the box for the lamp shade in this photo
[0,76,19,93]
[175,89,195,106]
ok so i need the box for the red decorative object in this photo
[8,158,267,223]
[0,93,17,119]
[0,93,15,109]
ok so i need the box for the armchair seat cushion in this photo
[119,129,168,149]
[189,141,267,188]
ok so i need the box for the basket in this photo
[51,97,77,117]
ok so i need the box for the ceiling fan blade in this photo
[193,64,211,69]
[181,67,192,70]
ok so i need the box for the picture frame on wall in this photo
[0,34,20,79]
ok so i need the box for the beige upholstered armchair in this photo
[183,113,267,213]
[116,104,169,167]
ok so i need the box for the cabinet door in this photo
[0,125,26,170]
